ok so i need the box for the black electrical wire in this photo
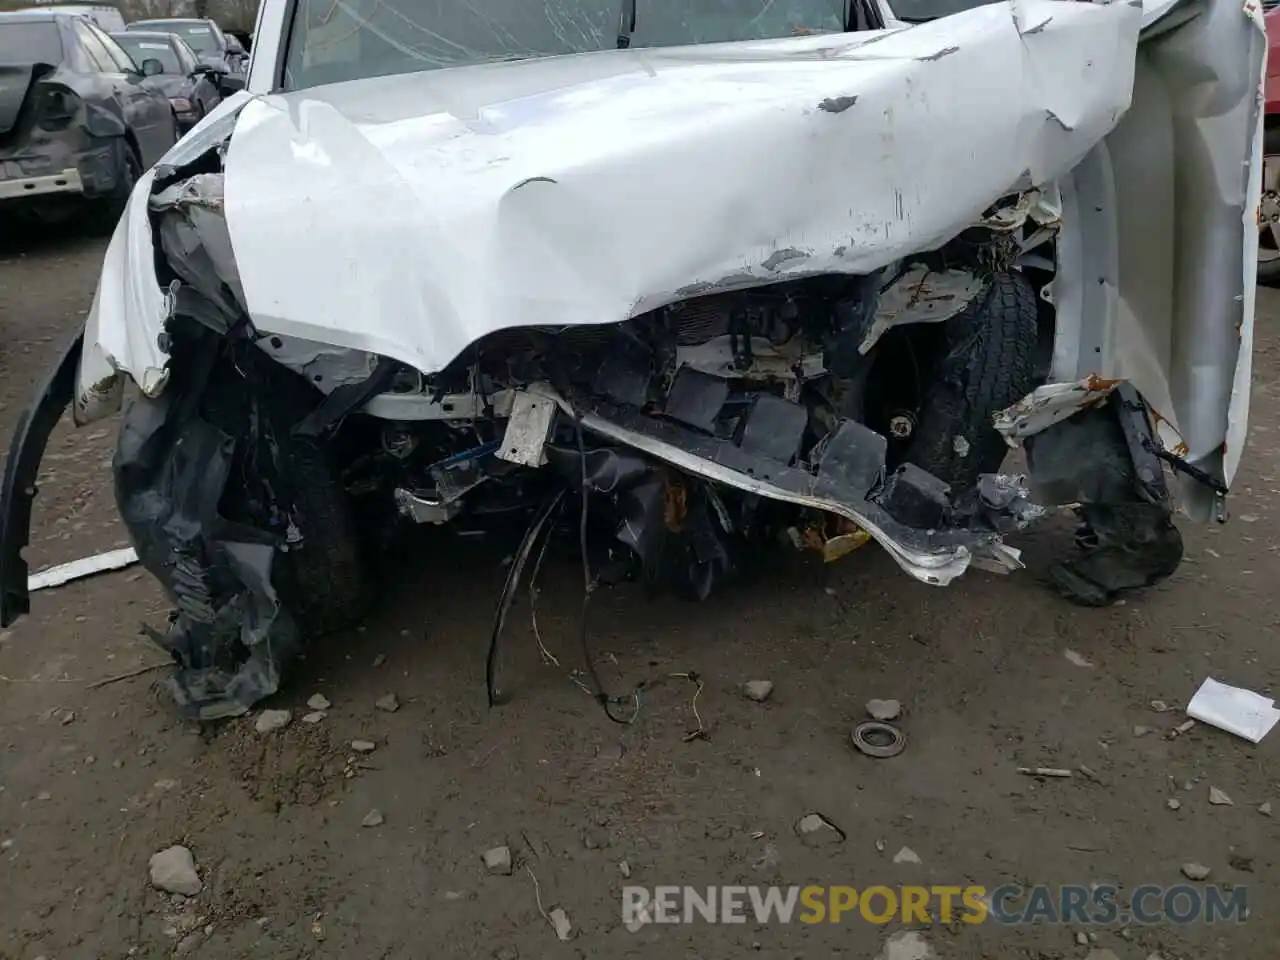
[485,489,566,707]
[567,404,640,725]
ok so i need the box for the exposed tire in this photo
[200,351,370,639]
[95,138,140,234]
[1258,126,1280,286]
[270,434,370,636]
[901,271,1040,492]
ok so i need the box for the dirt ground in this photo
[0,224,1276,960]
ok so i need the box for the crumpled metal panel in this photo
[87,0,1146,384]
[113,366,297,720]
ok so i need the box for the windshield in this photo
[133,21,216,53]
[113,35,181,72]
[0,21,64,64]
[283,0,846,91]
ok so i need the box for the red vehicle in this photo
[1260,2,1280,282]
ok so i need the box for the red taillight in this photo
[34,86,78,131]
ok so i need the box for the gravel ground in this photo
[0,226,1277,960]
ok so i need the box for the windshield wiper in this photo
[616,0,636,48]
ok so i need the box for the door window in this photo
[72,20,114,72]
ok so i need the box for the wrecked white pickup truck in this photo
[0,0,1266,718]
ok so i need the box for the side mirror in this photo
[140,57,164,76]
[217,72,245,95]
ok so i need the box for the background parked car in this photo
[16,4,124,33]
[111,29,220,131]
[125,17,247,77]
[1260,0,1280,284]
[0,10,178,226]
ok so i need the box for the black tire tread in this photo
[271,435,369,636]
[95,138,139,233]
[903,271,1040,492]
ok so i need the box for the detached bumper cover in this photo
[0,335,81,628]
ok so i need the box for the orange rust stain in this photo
[1083,374,1123,393]
[663,474,687,532]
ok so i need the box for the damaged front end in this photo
[0,0,1263,718]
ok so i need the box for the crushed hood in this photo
[173,0,1140,376]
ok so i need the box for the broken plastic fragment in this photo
[28,548,139,592]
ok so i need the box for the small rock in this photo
[154,779,178,792]
[1208,786,1233,806]
[1,839,13,850]
[35,791,50,801]
[1181,862,1211,881]
[866,698,902,721]
[1166,798,1181,810]
[618,859,631,878]
[254,709,292,734]
[1258,801,1272,817]
[1228,853,1254,872]
[375,693,400,713]
[795,813,842,847]
[549,907,573,941]
[372,654,387,667]
[150,845,201,896]
[582,830,602,850]
[1132,725,1153,737]
[875,838,885,852]
[60,710,76,725]
[892,846,922,865]
[875,929,934,960]
[350,739,376,753]
[306,694,331,711]
[1076,931,1089,945]
[743,680,774,703]
[361,809,384,828]
[175,932,203,956]
[1149,700,1169,712]
[1064,649,1095,668]
[483,845,513,875]
[301,711,326,724]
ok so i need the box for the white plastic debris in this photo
[28,547,138,592]
[1186,678,1280,744]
